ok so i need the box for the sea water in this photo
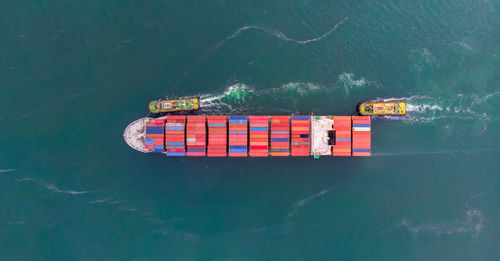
[0,0,499,260]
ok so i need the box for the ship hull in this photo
[148,97,200,113]
[358,99,406,116]
[123,115,372,157]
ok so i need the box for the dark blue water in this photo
[1,0,499,260]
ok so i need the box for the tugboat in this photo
[358,99,406,116]
[148,97,200,113]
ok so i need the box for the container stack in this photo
[290,116,310,156]
[207,116,227,157]
[351,116,371,156]
[270,116,290,156]
[228,116,248,157]
[145,118,166,153]
[249,116,269,157]
[186,116,206,156]
[165,115,186,156]
[331,116,352,156]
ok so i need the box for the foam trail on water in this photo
[394,207,484,237]
[89,198,112,204]
[337,72,370,95]
[372,148,495,157]
[199,82,329,114]
[15,177,90,195]
[199,83,255,114]
[0,169,17,173]
[200,83,254,105]
[288,188,332,217]
[216,17,348,49]
[380,93,499,131]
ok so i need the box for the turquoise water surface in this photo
[1,0,499,260]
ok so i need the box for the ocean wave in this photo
[372,148,494,157]
[410,48,438,72]
[88,198,112,204]
[15,177,90,195]
[7,221,26,225]
[271,82,323,96]
[199,83,254,113]
[198,76,381,114]
[0,169,17,173]
[288,188,332,217]
[215,17,348,49]
[381,93,499,134]
[200,83,255,104]
[88,196,170,227]
[337,72,370,95]
[394,206,484,237]
[199,82,327,114]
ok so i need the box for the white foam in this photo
[337,72,368,95]
[200,83,254,104]
[288,188,332,217]
[15,177,89,195]
[277,82,322,96]
[89,198,112,204]
[410,48,438,72]
[406,104,443,112]
[7,221,26,225]
[396,207,484,237]
[0,169,17,173]
[215,17,348,49]
[372,148,494,157]
[385,92,498,130]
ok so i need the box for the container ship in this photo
[124,115,372,157]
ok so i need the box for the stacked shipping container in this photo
[207,116,227,157]
[145,118,165,153]
[249,116,269,157]
[140,115,373,157]
[165,116,186,156]
[290,116,310,156]
[332,116,352,156]
[270,116,290,156]
[228,116,248,157]
[186,116,206,156]
[351,116,371,156]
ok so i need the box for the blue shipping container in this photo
[352,148,370,152]
[229,120,247,124]
[353,124,370,127]
[229,116,247,120]
[187,148,206,152]
[271,131,289,134]
[229,145,247,149]
[146,127,164,134]
[165,142,184,146]
[229,130,247,134]
[166,127,184,131]
[230,149,247,153]
[166,145,185,149]
[208,123,226,127]
[291,116,309,120]
[250,127,268,131]
[166,152,186,156]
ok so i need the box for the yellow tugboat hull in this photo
[359,100,406,116]
[148,97,200,113]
